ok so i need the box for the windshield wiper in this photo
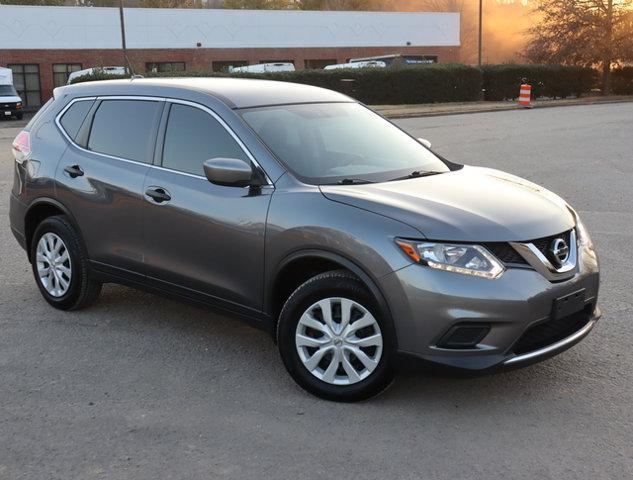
[387,170,442,182]
[337,178,375,185]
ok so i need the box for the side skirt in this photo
[89,260,273,334]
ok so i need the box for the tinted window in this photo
[59,100,93,140]
[88,100,160,163]
[241,103,449,184]
[162,104,249,176]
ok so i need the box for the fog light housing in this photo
[437,323,491,349]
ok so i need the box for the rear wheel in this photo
[30,215,101,310]
[277,270,395,401]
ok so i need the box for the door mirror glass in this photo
[203,157,255,187]
[417,138,432,149]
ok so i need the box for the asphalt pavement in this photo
[0,103,632,479]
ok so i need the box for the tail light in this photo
[12,130,31,164]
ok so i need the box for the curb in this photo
[375,97,633,119]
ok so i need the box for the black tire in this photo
[277,270,395,402]
[16,113,23,120]
[30,215,101,310]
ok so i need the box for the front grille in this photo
[531,230,572,263]
[484,229,574,268]
[512,306,592,355]
[484,243,527,265]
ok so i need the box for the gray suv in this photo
[9,78,601,401]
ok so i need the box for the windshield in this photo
[240,103,449,184]
[0,85,19,96]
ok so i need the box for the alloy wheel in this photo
[295,297,383,386]
[36,232,72,297]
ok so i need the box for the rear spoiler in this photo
[53,86,67,99]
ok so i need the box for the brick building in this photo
[0,5,460,108]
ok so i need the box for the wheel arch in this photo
[266,249,396,343]
[24,198,83,261]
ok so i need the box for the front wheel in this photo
[277,270,395,401]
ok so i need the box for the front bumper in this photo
[380,243,600,371]
[2,104,22,117]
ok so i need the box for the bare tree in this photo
[417,0,478,63]
[526,0,633,94]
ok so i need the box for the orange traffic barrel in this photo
[518,84,532,107]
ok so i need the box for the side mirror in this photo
[203,157,260,187]
[417,138,432,149]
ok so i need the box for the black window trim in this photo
[54,96,271,185]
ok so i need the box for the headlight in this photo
[576,217,593,248]
[395,239,505,279]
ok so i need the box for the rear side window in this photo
[162,103,249,176]
[88,99,160,163]
[59,100,94,140]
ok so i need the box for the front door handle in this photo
[64,164,84,178]
[145,187,171,203]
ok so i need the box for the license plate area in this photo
[4,111,11,116]
[553,289,585,319]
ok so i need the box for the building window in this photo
[146,62,186,73]
[304,59,337,70]
[212,61,248,72]
[53,64,82,88]
[260,60,294,65]
[7,64,41,108]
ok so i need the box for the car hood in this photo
[319,166,575,242]
[0,95,22,103]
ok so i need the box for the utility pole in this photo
[119,0,134,76]
[478,0,483,66]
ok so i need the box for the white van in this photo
[231,63,295,73]
[0,67,23,120]
[67,66,127,84]
[323,61,387,70]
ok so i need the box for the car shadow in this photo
[80,283,594,409]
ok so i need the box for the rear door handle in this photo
[145,187,171,203]
[64,165,84,178]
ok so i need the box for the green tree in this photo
[221,0,295,8]
[297,0,382,10]
[0,0,64,5]
[526,0,633,94]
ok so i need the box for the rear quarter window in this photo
[59,99,94,140]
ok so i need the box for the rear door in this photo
[142,100,272,312]
[55,97,163,275]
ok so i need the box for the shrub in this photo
[70,64,483,105]
[611,67,633,95]
[481,64,596,101]
[69,63,603,104]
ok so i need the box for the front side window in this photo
[59,100,94,140]
[88,100,161,163]
[162,103,250,176]
[240,103,449,184]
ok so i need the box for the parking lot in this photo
[1,102,632,479]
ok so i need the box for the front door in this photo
[142,101,272,312]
